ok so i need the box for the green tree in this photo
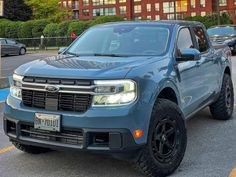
[3,0,32,21]
[25,0,71,21]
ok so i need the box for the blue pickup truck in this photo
[3,21,234,177]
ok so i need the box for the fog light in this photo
[134,130,143,138]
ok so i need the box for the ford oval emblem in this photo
[45,85,60,93]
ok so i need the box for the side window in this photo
[0,39,6,44]
[6,39,16,45]
[176,28,194,56]
[193,27,209,53]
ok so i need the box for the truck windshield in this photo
[66,25,170,57]
[207,27,236,36]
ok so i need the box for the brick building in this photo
[60,0,236,22]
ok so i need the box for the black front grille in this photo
[20,124,83,146]
[23,77,92,86]
[22,90,92,112]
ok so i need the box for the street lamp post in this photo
[0,0,3,78]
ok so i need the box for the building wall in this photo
[61,0,235,22]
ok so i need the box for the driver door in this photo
[176,27,205,116]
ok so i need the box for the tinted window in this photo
[177,28,194,53]
[67,25,170,56]
[0,39,6,44]
[6,39,16,45]
[193,27,209,53]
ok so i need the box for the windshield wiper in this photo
[65,51,80,57]
[92,53,131,57]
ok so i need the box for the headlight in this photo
[10,74,23,100]
[224,39,235,45]
[92,80,137,106]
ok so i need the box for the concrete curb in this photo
[0,77,9,89]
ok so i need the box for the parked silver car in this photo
[0,38,26,56]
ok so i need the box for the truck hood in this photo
[15,55,155,79]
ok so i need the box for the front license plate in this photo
[34,113,61,132]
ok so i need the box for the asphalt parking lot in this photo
[1,54,236,177]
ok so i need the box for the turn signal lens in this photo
[134,130,143,138]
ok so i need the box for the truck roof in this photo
[98,20,204,27]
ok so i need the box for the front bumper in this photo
[4,95,153,152]
[4,116,140,152]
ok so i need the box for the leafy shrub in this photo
[5,21,22,38]
[56,21,70,37]
[67,21,89,36]
[43,23,59,37]
[88,16,124,27]
[31,19,50,37]
[185,12,232,29]
[0,19,11,38]
[18,20,34,38]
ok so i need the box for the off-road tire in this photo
[210,74,234,120]
[12,141,51,154]
[134,99,187,177]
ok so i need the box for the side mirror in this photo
[177,48,200,61]
[58,47,67,54]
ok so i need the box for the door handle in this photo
[195,61,201,67]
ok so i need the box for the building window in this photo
[200,0,205,7]
[104,0,116,5]
[219,0,227,6]
[235,0,236,5]
[146,4,151,12]
[201,11,206,16]
[155,15,160,20]
[119,0,126,3]
[176,0,188,12]
[93,8,104,16]
[134,16,142,20]
[220,10,227,14]
[74,11,79,19]
[63,1,67,7]
[190,0,196,8]
[83,0,89,6]
[191,12,196,16]
[67,1,72,8]
[163,2,174,13]
[104,7,116,15]
[119,6,127,14]
[155,3,160,11]
[134,5,142,13]
[146,15,152,20]
[82,9,90,16]
[74,0,79,9]
[92,0,103,6]
[167,14,175,19]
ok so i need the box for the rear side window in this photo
[193,27,209,53]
